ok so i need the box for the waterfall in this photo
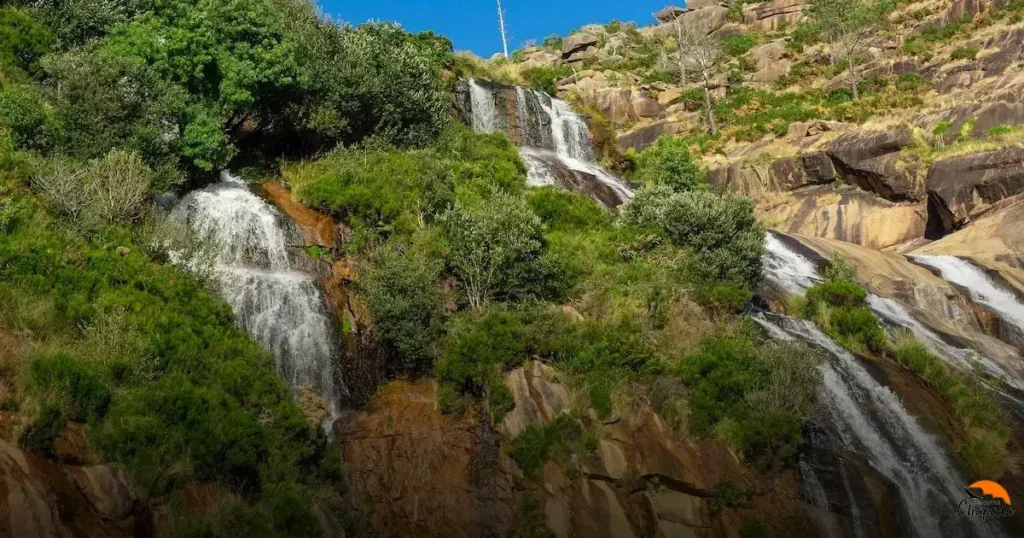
[911,255,1024,331]
[465,79,633,207]
[171,173,344,419]
[763,235,1024,387]
[468,79,502,133]
[754,313,995,538]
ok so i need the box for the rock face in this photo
[758,186,927,250]
[336,380,522,538]
[925,146,1024,236]
[616,120,687,152]
[742,0,806,30]
[499,362,569,438]
[677,5,729,36]
[561,33,599,60]
[826,128,922,201]
[0,440,143,538]
[653,5,687,23]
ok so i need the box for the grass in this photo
[891,333,1010,478]
[950,46,980,61]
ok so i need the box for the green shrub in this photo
[0,83,55,150]
[895,72,925,92]
[985,125,1013,137]
[721,33,758,56]
[661,190,765,287]
[508,414,589,479]
[360,245,443,375]
[30,353,111,422]
[0,7,53,77]
[527,187,609,232]
[436,308,528,399]
[901,38,926,56]
[521,65,574,96]
[633,135,706,192]
[950,46,980,61]
[805,278,866,307]
[18,403,65,457]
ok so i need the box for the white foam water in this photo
[171,173,344,419]
[912,255,1024,330]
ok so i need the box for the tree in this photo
[360,246,444,375]
[675,23,724,134]
[634,135,706,192]
[442,193,546,309]
[0,7,53,77]
[810,0,885,101]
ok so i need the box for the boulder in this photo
[925,146,1024,236]
[654,5,688,23]
[657,88,683,106]
[500,362,570,438]
[565,46,598,63]
[742,0,806,31]
[616,120,687,152]
[746,59,792,84]
[802,151,837,183]
[596,89,640,124]
[562,32,599,58]
[0,439,142,538]
[677,5,729,36]
[632,94,666,118]
[826,127,922,201]
[748,39,788,71]
[969,102,1024,138]
[758,186,927,250]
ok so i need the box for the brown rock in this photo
[654,5,688,23]
[802,151,837,183]
[566,46,598,63]
[500,362,570,438]
[562,33,599,57]
[657,88,684,106]
[0,439,141,538]
[597,89,640,124]
[742,0,806,31]
[968,102,1024,138]
[746,59,792,84]
[677,5,729,36]
[632,95,666,118]
[826,127,922,201]
[925,146,1024,236]
[748,39,788,71]
[616,120,687,152]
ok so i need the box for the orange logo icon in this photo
[967,480,1011,505]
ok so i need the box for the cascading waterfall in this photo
[912,255,1024,332]
[466,78,632,207]
[763,234,1021,388]
[754,313,995,538]
[171,173,344,419]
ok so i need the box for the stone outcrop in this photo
[742,0,806,31]
[0,439,144,538]
[925,146,1024,236]
[336,380,522,537]
[561,33,599,60]
[616,120,687,152]
[500,362,570,438]
[677,5,729,36]
[653,5,687,23]
[826,127,922,201]
[759,186,927,250]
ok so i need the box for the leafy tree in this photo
[360,245,444,375]
[442,192,546,309]
[0,7,53,77]
[634,135,706,192]
[31,0,152,49]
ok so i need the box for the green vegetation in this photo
[508,414,595,479]
[950,46,980,61]
[632,135,706,192]
[721,33,758,57]
[801,258,887,354]
[891,335,1010,478]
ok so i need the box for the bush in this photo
[662,191,765,287]
[18,403,65,457]
[360,245,443,375]
[508,414,590,479]
[31,353,111,422]
[521,65,574,96]
[0,7,53,77]
[805,278,866,307]
[33,150,152,226]
[436,308,528,400]
[527,187,609,232]
[950,46,980,61]
[442,192,550,307]
[0,83,55,150]
[721,33,758,57]
[633,135,706,192]
[895,72,925,92]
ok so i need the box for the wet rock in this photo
[925,146,1024,236]
[826,127,922,201]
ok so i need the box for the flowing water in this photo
[760,235,1007,536]
[171,173,344,418]
[466,79,633,207]
[912,255,1024,332]
[754,313,992,537]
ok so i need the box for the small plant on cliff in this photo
[950,46,980,61]
[804,261,887,354]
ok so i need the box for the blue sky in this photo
[316,0,674,57]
